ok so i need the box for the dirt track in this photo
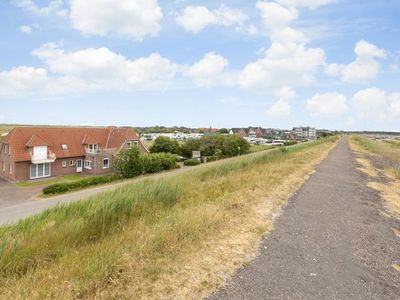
[209,138,400,299]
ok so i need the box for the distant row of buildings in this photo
[142,126,328,143]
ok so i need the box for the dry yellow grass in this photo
[0,138,338,299]
[350,137,400,219]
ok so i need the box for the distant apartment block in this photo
[293,127,317,141]
[0,126,148,182]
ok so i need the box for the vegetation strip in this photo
[0,137,337,299]
[350,136,400,218]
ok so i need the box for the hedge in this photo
[184,159,201,166]
[43,175,119,195]
[141,153,179,174]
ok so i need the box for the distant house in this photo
[293,127,317,141]
[0,126,148,182]
[230,128,247,138]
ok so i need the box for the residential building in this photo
[293,127,317,141]
[0,126,148,182]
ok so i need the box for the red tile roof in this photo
[2,127,140,162]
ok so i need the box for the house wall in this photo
[0,143,16,182]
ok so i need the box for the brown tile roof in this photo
[2,126,140,162]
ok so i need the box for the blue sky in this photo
[1,0,399,131]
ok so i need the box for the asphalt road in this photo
[209,138,400,300]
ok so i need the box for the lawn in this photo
[0,137,337,299]
[16,174,84,187]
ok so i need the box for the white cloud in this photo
[69,0,163,41]
[325,40,387,82]
[240,41,325,90]
[266,88,296,118]
[15,0,68,17]
[275,0,337,9]
[351,88,387,120]
[0,66,48,95]
[256,1,298,30]
[19,25,32,34]
[176,5,247,33]
[186,52,230,86]
[32,43,178,90]
[306,92,348,117]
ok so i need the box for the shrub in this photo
[150,136,180,154]
[221,135,250,157]
[284,140,297,146]
[113,146,142,178]
[141,153,179,174]
[184,159,201,166]
[180,139,202,158]
[43,175,118,195]
[205,156,219,162]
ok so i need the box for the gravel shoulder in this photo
[209,137,400,300]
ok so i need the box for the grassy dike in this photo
[0,137,338,299]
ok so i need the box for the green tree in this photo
[221,135,250,157]
[180,139,202,158]
[219,128,229,134]
[113,147,142,178]
[150,136,180,154]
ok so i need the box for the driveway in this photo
[0,179,42,209]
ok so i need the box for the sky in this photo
[0,0,399,131]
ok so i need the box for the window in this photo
[33,146,47,160]
[30,163,51,179]
[84,160,92,170]
[61,144,68,150]
[4,144,8,155]
[62,161,67,168]
[9,164,12,175]
[69,160,75,167]
[2,161,5,172]
[103,158,110,169]
[88,144,98,153]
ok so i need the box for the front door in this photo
[76,159,83,173]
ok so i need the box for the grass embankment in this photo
[0,137,337,299]
[249,144,275,153]
[350,135,400,218]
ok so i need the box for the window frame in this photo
[61,144,69,151]
[62,161,67,168]
[29,163,51,180]
[69,160,75,167]
[102,158,110,169]
[84,160,92,170]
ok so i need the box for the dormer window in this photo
[88,144,98,153]
[61,144,68,150]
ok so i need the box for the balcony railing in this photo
[31,152,56,164]
[85,148,113,155]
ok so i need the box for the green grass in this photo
[249,144,275,153]
[352,136,400,163]
[16,174,84,187]
[0,136,337,299]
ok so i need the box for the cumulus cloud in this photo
[256,1,298,30]
[32,43,178,90]
[69,0,163,41]
[186,52,232,87]
[351,88,388,121]
[266,88,296,118]
[0,66,48,95]
[240,41,325,90]
[326,40,387,82]
[176,5,247,33]
[306,92,348,117]
[15,0,67,17]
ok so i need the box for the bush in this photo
[180,135,250,159]
[141,153,179,174]
[284,140,297,146]
[184,159,201,166]
[205,155,219,162]
[43,175,118,195]
[113,146,142,178]
[150,136,180,154]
